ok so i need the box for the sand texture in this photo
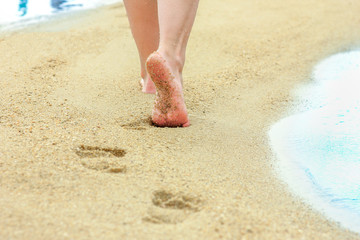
[1,0,360,239]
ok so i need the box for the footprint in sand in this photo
[143,190,203,224]
[31,58,66,73]
[120,117,153,130]
[75,145,127,173]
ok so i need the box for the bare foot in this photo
[146,52,190,127]
[140,77,156,94]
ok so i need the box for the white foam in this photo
[0,0,122,31]
[269,50,360,233]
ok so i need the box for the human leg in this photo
[146,0,199,127]
[123,0,159,94]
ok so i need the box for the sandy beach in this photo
[1,0,360,239]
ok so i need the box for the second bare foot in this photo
[140,76,156,94]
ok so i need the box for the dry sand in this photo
[1,0,360,239]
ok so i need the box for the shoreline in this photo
[0,1,121,33]
[269,50,360,234]
[1,1,360,239]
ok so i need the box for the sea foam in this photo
[270,50,360,233]
[0,0,121,31]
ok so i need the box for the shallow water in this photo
[0,0,121,31]
[270,51,360,233]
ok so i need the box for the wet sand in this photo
[1,0,360,239]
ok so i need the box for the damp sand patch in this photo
[270,50,360,233]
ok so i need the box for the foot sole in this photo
[146,52,190,127]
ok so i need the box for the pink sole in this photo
[146,52,190,127]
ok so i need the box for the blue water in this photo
[0,0,121,31]
[270,51,360,233]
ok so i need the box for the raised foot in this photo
[146,52,190,127]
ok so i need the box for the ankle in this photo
[157,48,184,74]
